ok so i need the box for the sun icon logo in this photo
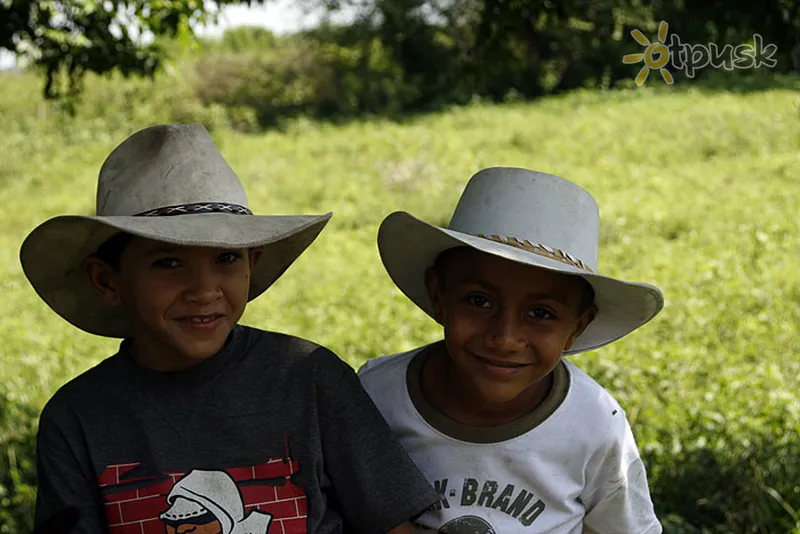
[623,21,674,86]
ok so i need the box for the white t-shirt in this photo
[358,345,662,534]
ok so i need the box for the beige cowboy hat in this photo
[378,167,664,354]
[20,123,331,338]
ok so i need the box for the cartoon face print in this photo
[162,509,222,534]
[159,470,272,534]
[439,515,497,534]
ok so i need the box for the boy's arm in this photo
[36,404,107,534]
[581,414,662,534]
[314,348,438,533]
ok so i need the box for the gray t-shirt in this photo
[35,325,439,534]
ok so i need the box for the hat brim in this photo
[20,212,332,337]
[378,212,663,354]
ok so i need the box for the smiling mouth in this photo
[177,315,224,323]
[474,355,530,368]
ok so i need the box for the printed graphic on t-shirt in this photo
[439,515,496,533]
[419,477,546,531]
[98,449,307,533]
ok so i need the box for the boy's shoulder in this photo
[559,358,629,439]
[562,359,624,409]
[237,325,330,360]
[357,346,422,379]
[236,326,349,379]
[39,350,126,422]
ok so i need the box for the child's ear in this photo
[83,257,123,307]
[564,305,597,351]
[424,267,445,324]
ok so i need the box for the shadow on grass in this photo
[264,71,800,136]
[647,438,800,534]
[664,71,800,94]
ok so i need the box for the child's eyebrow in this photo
[461,278,570,304]
[143,245,180,256]
[525,292,570,305]
[459,277,500,292]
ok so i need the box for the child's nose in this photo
[184,265,223,303]
[485,309,527,352]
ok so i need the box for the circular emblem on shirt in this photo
[438,515,497,534]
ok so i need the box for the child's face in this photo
[165,518,221,534]
[425,248,595,411]
[86,237,260,371]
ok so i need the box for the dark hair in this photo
[94,232,135,271]
[432,247,596,313]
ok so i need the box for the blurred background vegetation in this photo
[1,1,800,533]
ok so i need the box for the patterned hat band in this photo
[135,202,253,217]
[476,233,594,273]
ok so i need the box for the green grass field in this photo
[2,71,799,532]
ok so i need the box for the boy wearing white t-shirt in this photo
[358,167,664,533]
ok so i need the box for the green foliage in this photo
[0,0,264,99]
[216,26,278,52]
[190,33,408,128]
[1,69,799,532]
[0,391,37,534]
[177,2,799,128]
[7,0,798,111]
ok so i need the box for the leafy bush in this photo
[190,35,409,128]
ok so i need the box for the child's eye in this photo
[528,307,555,320]
[218,252,243,264]
[152,258,181,269]
[466,294,491,308]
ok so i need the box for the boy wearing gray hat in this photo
[359,167,663,533]
[22,124,439,534]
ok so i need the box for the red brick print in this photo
[226,466,255,481]
[106,488,139,502]
[98,466,118,486]
[105,503,122,525]
[110,524,143,534]
[261,499,298,519]
[288,460,299,475]
[105,490,139,503]
[296,498,307,517]
[116,464,157,483]
[141,520,164,534]
[119,475,158,485]
[136,480,174,498]
[118,463,139,469]
[276,482,304,500]
[240,484,276,506]
[119,496,165,523]
[281,517,307,533]
[116,464,140,477]
[254,462,291,479]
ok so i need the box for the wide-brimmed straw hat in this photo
[378,167,663,354]
[20,123,331,338]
